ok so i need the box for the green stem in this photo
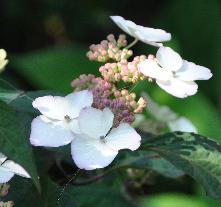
[125,38,138,49]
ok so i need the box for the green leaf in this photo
[115,151,184,178]
[10,45,101,92]
[67,176,133,207]
[0,101,40,191]
[142,131,221,201]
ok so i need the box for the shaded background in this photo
[1,0,221,206]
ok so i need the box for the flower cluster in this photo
[87,34,133,62]
[99,55,147,83]
[71,74,146,126]
[29,15,213,172]
[0,201,14,207]
[30,90,141,170]
[0,49,8,72]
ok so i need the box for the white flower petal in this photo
[65,90,93,119]
[168,117,197,133]
[30,116,75,147]
[0,168,14,183]
[110,16,171,46]
[139,59,172,81]
[32,96,70,120]
[110,16,137,37]
[106,123,141,151]
[1,160,30,178]
[156,47,183,71]
[0,49,7,59]
[69,119,81,134]
[176,60,213,81]
[71,136,118,170]
[32,90,93,120]
[78,107,114,139]
[156,78,198,98]
[135,27,171,43]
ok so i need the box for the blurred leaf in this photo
[0,101,40,191]
[10,45,101,92]
[142,131,221,201]
[140,193,219,207]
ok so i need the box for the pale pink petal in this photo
[65,90,93,119]
[156,47,183,72]
[1,160,30,178]
[156,78,198,98]
[71,136,118,170]
[30,116,75,147]
[176,60,213,81]
[106,123,141,151]
[139,59,172,81]
[78,107,114,139]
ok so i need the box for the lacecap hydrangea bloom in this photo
[30,91,141,170]
[0,153,30,183]
[29,14,213,172]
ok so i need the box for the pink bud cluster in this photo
[0,184,14,207]
[87,34,133,62]
[99,55,147,83]
[0,201,14,207]
[71,74,146,127]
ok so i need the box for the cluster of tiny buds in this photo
[71,74,147,127]
[0,184,10,197]
[0,184,14,207]
[99,55,147,83]
[87,34,133,62]
[0,201,14,207]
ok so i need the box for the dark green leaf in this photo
[0,101,40,191]
[142,132,221,200]
[115,151,184,178]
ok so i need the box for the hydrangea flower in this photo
[142,92,197,133]
[0,153,30,183]
[139,47,213,98]
[110,16,171,47]
[0,49,8,72]
[71,107,141,170]
[30,90,93,147]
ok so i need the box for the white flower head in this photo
[71,107,141,170]
[30,90,93,147]
[139,47,213,98]
[0,49,8,72]
[0,153,30,183]
[110,16,171,47]
[142,92,197,133]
